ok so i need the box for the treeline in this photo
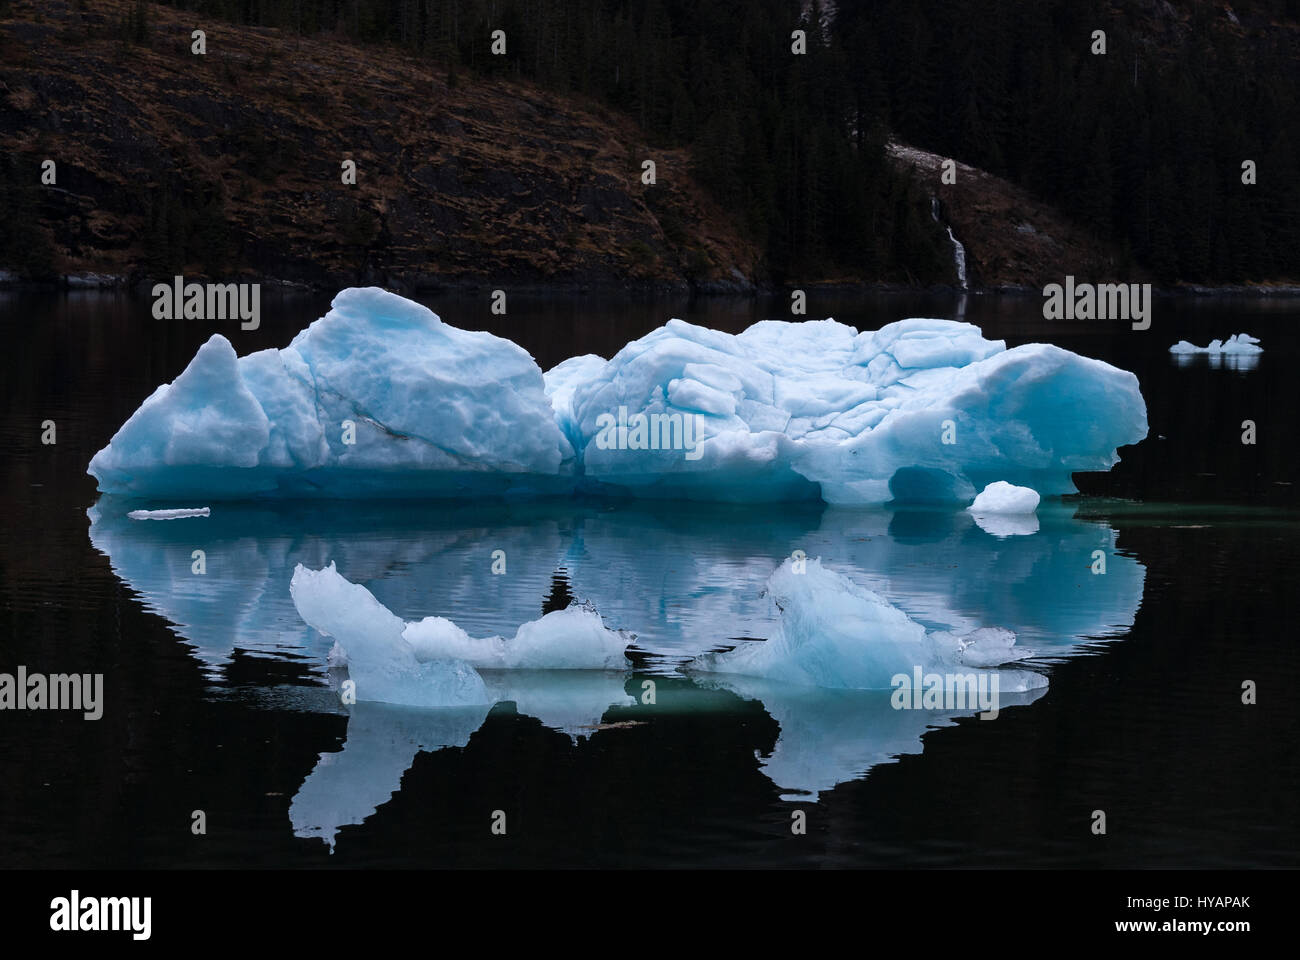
[150,0,1299,283]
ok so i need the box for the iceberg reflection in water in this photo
[290,672,636,850]
[88,497,1143,845]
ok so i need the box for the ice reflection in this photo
[89,496,1144,846]
[1171,352,1260,371]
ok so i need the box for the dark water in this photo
[1,289,1297,867]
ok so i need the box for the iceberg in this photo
[687,557,1046,693]
[89,287,575,500]
[289,561,632,707]
[89,288,1146,505]
[562,315,1146,504]
[1169,333,1262,355]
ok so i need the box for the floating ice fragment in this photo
[969,481,1040,514]
[127,507,211,520]
[967,481,1040,536]
[1169,333,1262,354]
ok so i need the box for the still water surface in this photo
[1,289,1296,867]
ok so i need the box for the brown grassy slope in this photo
[0,0,761,290]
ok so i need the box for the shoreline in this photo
[3,270,1300,300]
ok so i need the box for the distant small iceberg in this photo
[1169,333,1262,355]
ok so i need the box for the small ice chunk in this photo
[968,481,1040,515]
[127,507,211,520]
[1169,333,1263,354]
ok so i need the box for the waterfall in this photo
[946,226,968,290]
[930,195,968,290]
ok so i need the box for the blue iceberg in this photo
[89,287,1147,505]
[89,288,575,500]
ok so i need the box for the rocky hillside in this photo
[0,0,760,292]
[887,143,1145,290]
[3,0,1233,294]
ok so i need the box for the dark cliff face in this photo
[0,0,762,291]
